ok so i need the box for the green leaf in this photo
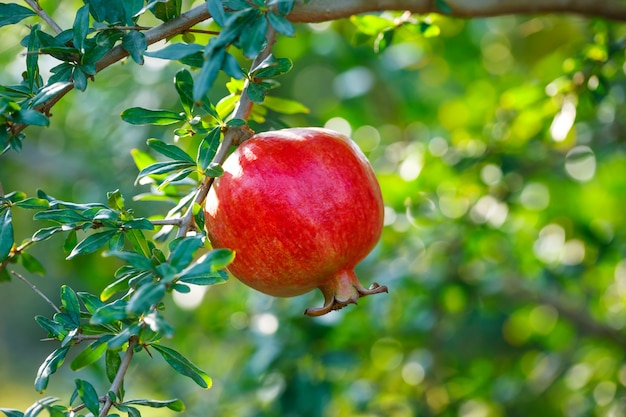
[168,235,204,271]
[267,12,294,37]
[14,197,50,209]
[63,229,77,255]
[107,189,125,211]
[193,42,225,101]
[178,270,228,286]
[350,15,395,36]
[136,160,195,181]
[12,109,49,127]
[0,209,14,262]
[262,96,309,114]
[122,398,185,412]
[20,252,46,275]
[0,408,24,417]
[123,218,154,230]
[35,316,67,340]
[177,249,233,283]
[152,344,212,389]
[106,350,122,383]
[206,0,226,27]
[116,405,140,417]
[252,56,292,78]
[121,107,185,125]
[122,31,146,64]
[60,285,81,326]
[147,138,194,163]
[32,226,62,242]
[246,81,268,103]
[67,229,119,260]
[107,323,141,349]
[126,282,166,314]
[222,52,243,80]
[35,346,70,393]
[91,299,131,325]
[104,250,154,271]
[0,3,36,27]
[70,340,108,371]
[197,127,221,170]
[205,163,224,178]
[153,0,181,22]
[78,292,105,313]
[75,379,100,416]
[144,43,203,60]
[73,5,90,52]
[34,209,88,224]
[239,13,268,58]
[124,228,151,258]
[174,69,194,116]
[72,66,88,91]
[24,397,58,417]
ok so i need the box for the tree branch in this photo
[12,270,61,314]
[287,0,626,22]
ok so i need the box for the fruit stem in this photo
[304,270,388,317]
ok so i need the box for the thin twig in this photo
[11,270,60,314]
[99,336,137,417]
[175,26,278,238]
[23,0,63,35]
[150,218,184,227]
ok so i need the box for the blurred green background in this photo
[2,3,626,416]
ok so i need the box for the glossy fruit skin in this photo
[204,127,387,316]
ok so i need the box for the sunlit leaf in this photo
[147,138,194,163]
[122,398,185,412]
[70,340,108,370]
[152,344,212,389]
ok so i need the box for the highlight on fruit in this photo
[204,127,388,316]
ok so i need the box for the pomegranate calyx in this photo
[304,271,389,317]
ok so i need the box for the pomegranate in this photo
[204,127,387,316]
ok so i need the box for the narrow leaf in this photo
[67,229,119,259]
[147,138,194,162]
[152,344,212,389]
[121,107,185,125]
[144,43,203,60]
[35,347,70,393]
[34,209,88,224]
[0,408,24,417]
[122,398,185,412]
[20,252,46,276]
[104,250,154,271]
[196,127,221,170]
[0,209,14,261]
[174,69,194,116]
[60,285,81,326]
[206,0,226,27]
[14,197,50,209]
[73,5,90,52]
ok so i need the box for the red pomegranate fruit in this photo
[204,127,387,316]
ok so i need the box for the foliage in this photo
[1,1,626,417]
